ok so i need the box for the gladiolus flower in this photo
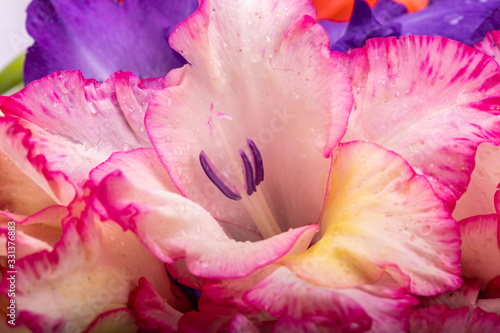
[88,0,498,330]
[3,0,500,330]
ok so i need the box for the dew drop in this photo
[421,225,432,235]
[249,53,261,63]
[448,14,464,25]
[87,101,98,114]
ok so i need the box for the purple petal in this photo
[372,0,407,24]
[394,0,500,46]
[25,0,198,83]
[470,8,500,45]
[326,0,403,53]
[330,0,382,52]
[317,20,348,47]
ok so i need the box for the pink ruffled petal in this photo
[344,35,500,208]
[475,30,500,62]
[83,309,137,333]
[96,169,319,280]
[178,303,273,333]
[227,314,260,333]
[199,229,316,312]
[89,148,178,194]
[0,206,69,261]
[0,70,168,186]
[1,207,190,332]
[417,278,480,310]
[477,298,500,313]
[410,305,500,332]
[281,141,461,295]
[410,305,469,332]
[462,308,500,331]
[0,228,52,259]
[0,117,75,218]
[129,277,182,332]
[453,143,500,220]
[200,264,278,315]
[460,214,500,289]
[244,267,415,332]
[146,0,352,237]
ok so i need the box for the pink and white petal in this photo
[83,309,137,333]
[281,141,461,295]
[16,204,70,228]
[178,303,273,333]
[0,228,52,258]
[146,0,352,235]
[467,307,500,331]
[459,214,500,289]
[129,277,182,332]
[477,298,500,314]
[114,72,171,141]
[0,206,70,256]
[410,305,470,333]
[89,148,178,194]
[200,264,279,314]
[475,30,500,62]
[244,267,414,333]
[227,314,260,333]
[417,278,480,310]
[199,231,315,312]
[96,170,319,280]
[410,305,500,333]
[0,117,75,217]
[2,208,190,332]
[343,35,500,208]
[453,143,500,221]
[0,70,166,185]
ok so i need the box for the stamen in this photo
[199,151,241,201]
[239,149,256,195]
[247,139,264,185]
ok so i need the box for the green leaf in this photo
[0,53,25,95]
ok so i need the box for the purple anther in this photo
[199,151,242,201]
[247,139,264,186]
[239,149,256,195]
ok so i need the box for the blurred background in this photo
[0,0,33,70]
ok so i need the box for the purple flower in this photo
[320,0,500,53]
[24,0,198,83]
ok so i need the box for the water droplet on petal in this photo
[87,101,98,114]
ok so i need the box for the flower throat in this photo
[198,115,281,239]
